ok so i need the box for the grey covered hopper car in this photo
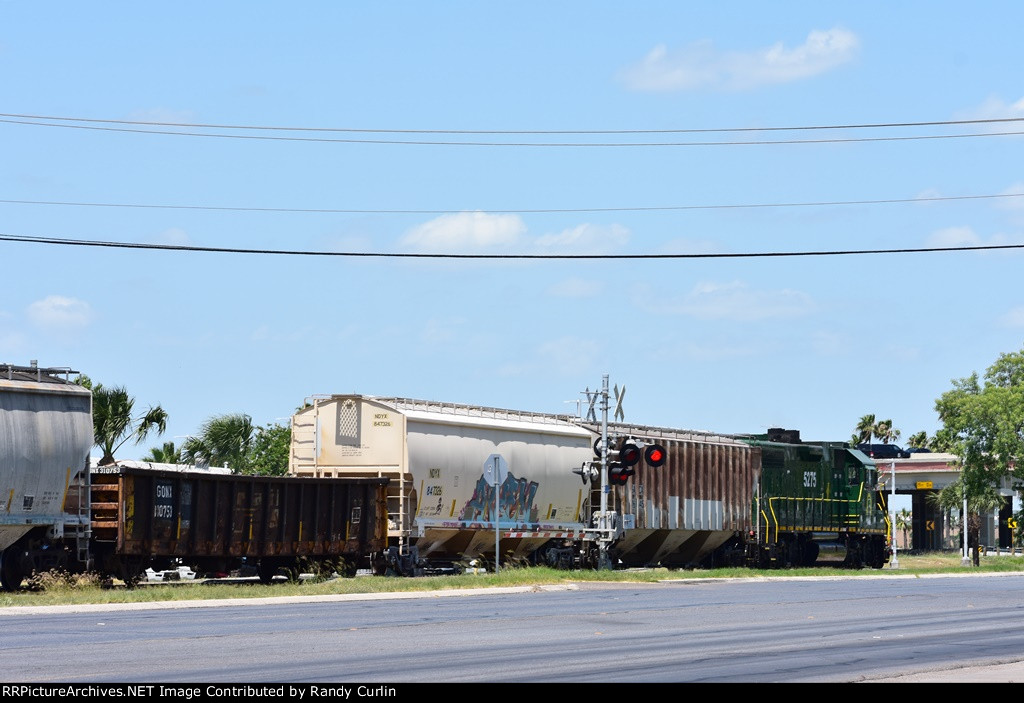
[0,363,93,590]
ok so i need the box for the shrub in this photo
[25,569,105,592]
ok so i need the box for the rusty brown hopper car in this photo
[592,423,761,568]
[90,465,389,584]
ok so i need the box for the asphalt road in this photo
[4,573,1024,683]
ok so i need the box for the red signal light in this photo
[644,444,667,468]
[608,464,635,486]
[619,443,642,467]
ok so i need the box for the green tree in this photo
[77,377,168,466]
[143,441,182,464]
[933,345,1024,562]
[245,422,292,476]
[907,431,930,449]
[182,413,255,472]
[935,347,1024,484]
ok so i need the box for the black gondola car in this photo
[90,465,389,584]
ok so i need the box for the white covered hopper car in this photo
[289,395,596,574]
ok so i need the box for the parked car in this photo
[906,447,932,454]
[856,443,911,459]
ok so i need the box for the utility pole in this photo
[598,374,612,570]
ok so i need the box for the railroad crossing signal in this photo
[604,438,668,486]
[584,387,598,422]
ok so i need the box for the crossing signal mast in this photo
[575,375,667,569]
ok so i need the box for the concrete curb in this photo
[0,583,579,616]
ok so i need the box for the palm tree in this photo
[874,419,901,445]
[143,441,182,464]
[88,383,168,466]
[855,414,876,445]
[907,431,929,449]
[895,507,912,549]
[181,413,255,472]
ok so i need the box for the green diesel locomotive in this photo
[735,428,891,569]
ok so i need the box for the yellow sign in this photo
[926,520,935,531]
[916,481,934,489]
[1009,518,1018,529]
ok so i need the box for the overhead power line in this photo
[3,111,1023,134]
[2,233,1021,259]
[2,191,1021,216]
[2,113,1023,146]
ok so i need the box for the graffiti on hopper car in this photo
[458,472,539,523]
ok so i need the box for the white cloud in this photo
[925,225,1019,248]
[926,226,980,248]
[913,188,943,205]
[26,296,95,332]
[959,95,1024,122]
[645,280,816,321]
[999,307,1024,328]
[533,223,629,254]
[547,277,603,298]
[997,182,1024,213]
[400,212,526,252]
[619,28,859,92]
[150,227,192,245]
[400,215,632,257]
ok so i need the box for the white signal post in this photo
[599,375,612,570]
[889,461,899,569]
[962,495,970,566]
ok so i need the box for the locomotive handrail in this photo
[763,494,884,533]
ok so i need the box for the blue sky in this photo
[2,3,1023,459]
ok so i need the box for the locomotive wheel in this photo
[802,542,820,567]
[867,539,887,569]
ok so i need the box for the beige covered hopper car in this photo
[289,395,596,574]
